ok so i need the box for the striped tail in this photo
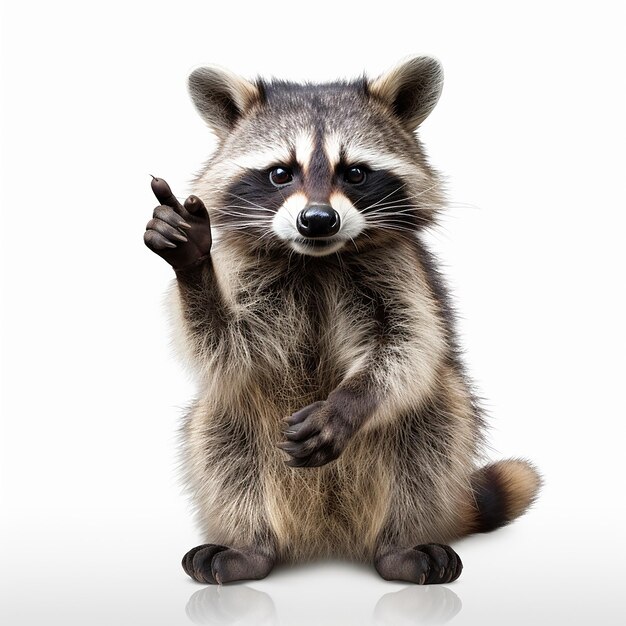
[470,459,542,533]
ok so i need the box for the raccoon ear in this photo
[188,66,261,139]
[369,57,443,131]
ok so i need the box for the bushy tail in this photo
[469,459,542,533]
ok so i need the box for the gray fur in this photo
[154,58,540,583]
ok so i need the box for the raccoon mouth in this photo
[294,237,337,248]
[290,237,346,256]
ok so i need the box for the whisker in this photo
[364,219,417,232]
[211,216,272,226]
[364,206,420,216]
[213,210,269,219]
[221,204,277,214]
[356,184,407,211]
[224,192,275,212]
[361,183,441,213]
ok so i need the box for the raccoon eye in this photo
[344,166,366,185]
[269,167,293,187]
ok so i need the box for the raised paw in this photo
[144,177,212,270]
[278,399,356,468]
[374,544,463,585]
[182,544,275,585]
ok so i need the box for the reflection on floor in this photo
[374,585,462,625]
[186,585,276,625]
[185,582,462,625]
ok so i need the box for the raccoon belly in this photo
[265,428,394,562]
[183,396,388,561]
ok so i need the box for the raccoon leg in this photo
[372,459,541,584]
[182,398,280,585]
[182,543,275,585]
[374,544,463,585]
[145,177,231,345]
[371,390,473,585]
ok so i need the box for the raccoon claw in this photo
[182,544,275,584]
[144,177,212,270]
[281,400,354,467]
[414,544,462,584]
[375,544,463,585]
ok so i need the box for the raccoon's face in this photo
[189,58,444,257]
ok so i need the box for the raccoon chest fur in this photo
[203,246,385,406]
[175,245,432,561]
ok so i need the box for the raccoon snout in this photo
[296,206,341,238]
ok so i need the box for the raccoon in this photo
[144,57,541,585]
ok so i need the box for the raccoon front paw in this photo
[375,544,463,585]
[182,544,274,585]
[144,177,212,270]
[279,400,356,467]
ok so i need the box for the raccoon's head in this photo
[189,57,444,257]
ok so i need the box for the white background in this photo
[1,1,625,624]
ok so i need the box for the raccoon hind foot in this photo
[182,544,275,584]
[375,544,463,585]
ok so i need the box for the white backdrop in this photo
[1,1,625,625]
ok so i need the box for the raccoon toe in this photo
[144,228,178,251]
[146,214,189,244]
[375,544,462,585]
[210,548,275,584]
[183,544,229,583]
[414,544,462,584]
[182,544,275,585]
[279,432,342,468]
[182,543,209,577]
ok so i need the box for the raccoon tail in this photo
[468,459,542,533]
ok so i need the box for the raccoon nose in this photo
[296,205,341,237]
